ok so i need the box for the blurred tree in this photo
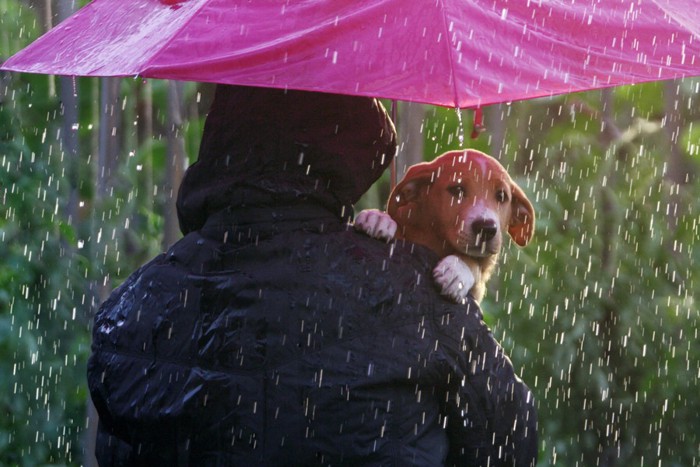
[0,3,203,465]
[0,63,90,466]
[359,83,700,465]
[162,81,187,249]
[476,82,700,466]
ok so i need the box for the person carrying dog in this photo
[87,84,538,466]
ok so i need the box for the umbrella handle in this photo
[471,107,485,139]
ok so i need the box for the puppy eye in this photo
[495,190,509,203]
[448,185,466,200]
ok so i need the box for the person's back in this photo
[88,85,537,466]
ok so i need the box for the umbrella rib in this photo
[141,0,213,74]
[437,0,463,108]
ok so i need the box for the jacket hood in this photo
[177,85,397,234]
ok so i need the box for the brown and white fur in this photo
[355,149,535,302]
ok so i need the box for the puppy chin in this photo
[467,246,499,258]
[453,241,498,258]
[455,234,500,258]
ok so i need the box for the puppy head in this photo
[388,150,535,258]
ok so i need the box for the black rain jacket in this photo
[88,85,537,466]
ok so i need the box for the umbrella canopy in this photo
[2,0,700,108]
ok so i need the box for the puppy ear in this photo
[508,183,535,247]
[387,164,435,218]
[394,179,421,204]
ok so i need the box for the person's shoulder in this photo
[338,227,438,268]
[96,251,167,312]
[343,228,484,312]
[98,229,206,315]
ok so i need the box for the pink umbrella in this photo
[2,0,700,108]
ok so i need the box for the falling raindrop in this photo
[455,108,465,146]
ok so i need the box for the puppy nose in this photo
[472,219,498,241]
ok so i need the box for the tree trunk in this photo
[41,0,56,97]
[56,0,80,227]
[162,81,188,249]
[396,101,425,179]
[662,80,694,232]
[136,79,155,211]
[486,104,507,160]
[96,78,122,198]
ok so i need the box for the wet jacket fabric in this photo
[88,86,538,466]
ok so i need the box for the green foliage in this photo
[0,0,42,59]
[1,73,91,465]
[1,9,195,465]
[479,86,700,466]
[374,83,700,465]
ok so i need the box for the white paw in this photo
[354,209,397,242]
[433,255,476,302]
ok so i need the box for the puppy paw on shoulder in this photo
[353,209,397,242]
[433,255,476,303]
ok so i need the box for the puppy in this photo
[355,149,535,302]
